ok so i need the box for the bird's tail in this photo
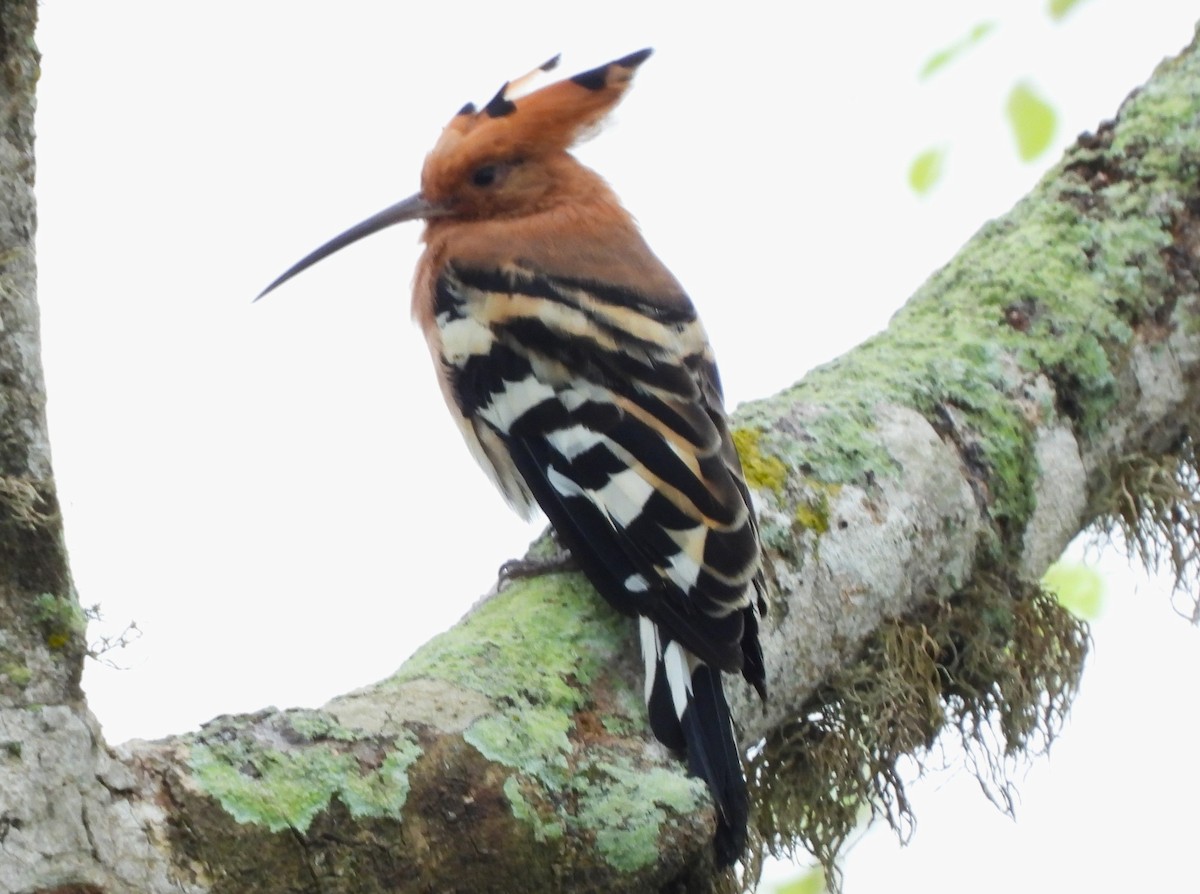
[639,618,748,867]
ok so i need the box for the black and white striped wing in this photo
[435,263,764,677]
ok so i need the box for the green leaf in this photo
[908,146,946,195]
[920,48,955,80]
[774,865,826,894]
[1047,0,1090,22]
[968,21,993,41]
[1042,561,1105,620]
[918,21,996,79]
[1005,81,1057,161]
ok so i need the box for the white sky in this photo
[32,2,1200,891]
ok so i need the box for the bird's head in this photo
[257,49,652,299]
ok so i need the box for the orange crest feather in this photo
[421,49,652,205]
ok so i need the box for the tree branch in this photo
[4,14,1199,894]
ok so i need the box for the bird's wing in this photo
[436,262,762,675]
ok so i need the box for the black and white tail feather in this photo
[640,618,750,866]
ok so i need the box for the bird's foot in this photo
[497,530,577,584]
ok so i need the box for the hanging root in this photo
[1095,437,1200,622]
[746,576,1089,891]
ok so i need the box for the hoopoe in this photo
[259,49,767,867]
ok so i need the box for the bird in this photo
[258,49,767,867]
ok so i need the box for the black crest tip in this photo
[456,101,477,117]
[539,54,562,72]
[616,47,653,70]
[484,82,517,118]
[571,48,654,91]
[570,65,608,91]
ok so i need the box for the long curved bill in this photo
[255,192,445,301]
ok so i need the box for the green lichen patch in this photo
[190,740,355,832]
[388,572,632,793]
[1110,43,1200,180]
[0,639,33,694]
[749,578,1088,887]
[503,775,565,843]
[285,707,358,742]
[1,661,31,688]
[32,592,86,651]
[794,480,842,536]
[574,760,708,872]
[496,750,709,873]
[738,390,898,492]
[738,288,1042,551]
[466,708,572,790]
[731,427,789,495]
[189,711,420,832]
[338,738,423,818]
[598,711,638,738]
[391,573,622,703]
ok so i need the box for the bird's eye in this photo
[472,165,498,187]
